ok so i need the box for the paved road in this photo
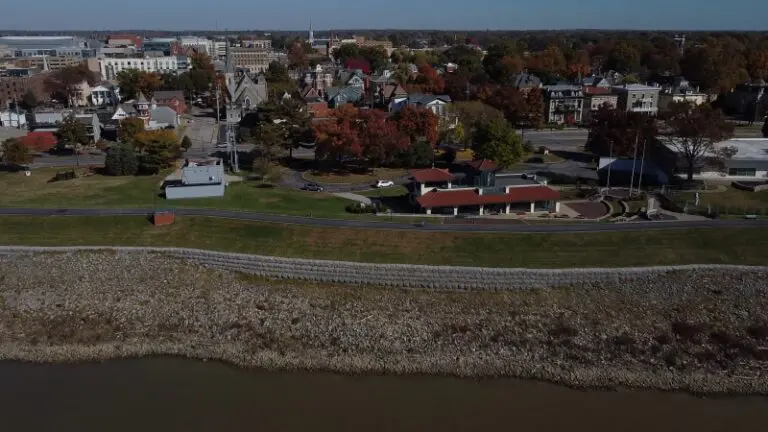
[1,207,766,233]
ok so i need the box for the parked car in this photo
[302,182,324,192]
[375,179,395,188]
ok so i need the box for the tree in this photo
[266,61,290,83]
[258,98,311,159]
[522,88,545,129]
[57,114,89,150]
[586,105,656,158]
[137,72,162,99]
[359,46,390,73]
[117,117,146,146]
[252,156,273,183]
[399,139,434,167]
[0,138,32,164]
[288,40,308,69]
[161,72,194,100]
[181,135,192,150]
[485,86,526,124]
[313,105,363,161]
[394,105,439,145]
[135,130,180,170]
[20,89,38,110]
[410,64,445,94]
[357,109,409,168]
[604,41,641,74]
[472,119,524,168]
[332,44,360,64]
[189,52,216,90]
[45,64,96,107]
[253,122,285,161]
[104,143,139,176]
[661,102,735,181]
[526,45,567,77]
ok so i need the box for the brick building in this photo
[0,73,50,109]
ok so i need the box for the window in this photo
[728,168,757,177]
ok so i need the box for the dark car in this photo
[302,182,324,192]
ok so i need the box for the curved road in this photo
[1,207,767,233]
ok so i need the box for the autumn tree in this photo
[526,45,567,77]
[359,46,390,73]
[134,129,180,171]
[45,64,96,107]
[288,40,309,69]
[357,109,409,168]
[189,52,216,91]
[117,117,146,146]
[604,41,641,74]
[485,86,526,124]
[661,102,735,182]
[313,105,363,161]
[117,70,162,100]
[747,50,768,82]
[483,41,522,85]
[394,105,439,145]
[410,64,445,94]
[56,114,89,158]
[586,105,656,158]
[0,138,33,164]
[522,88,545,129]
[472,119,524,168]
[448,101,505,147]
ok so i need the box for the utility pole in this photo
[637,136,647,194]
[629,128,639,196]
[215,82,221,124]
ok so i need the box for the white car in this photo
[375,180,395,188]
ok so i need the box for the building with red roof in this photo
[408,161,561,215]
[17,131,58,152]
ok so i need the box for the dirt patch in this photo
[564,201,609,219]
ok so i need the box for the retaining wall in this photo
[2,246,766,291]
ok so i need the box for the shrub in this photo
[345,203,376,214]
[181,135,192,150]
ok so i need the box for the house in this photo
[338,69,366,90]
[17,131,58,152]
[511,72,542,92]
[150,105,180,128]
[661,138,768,180]
[582,87,618,123]
[400,93,452,117]
[0,110,26,127]
[378,83,407,106]
[89,83,120,107]
[152,90,187,114]
[300,86,323,102]
[582,76,611,88]
[112,94,179,130]
[326,86,363,108]
[543,84,584,125]
[164,158,227,199]
[611,84,661,115]
[409,163,561,215]
[724,81,768,121]
[656,77,708,112]
[75,113,101,143]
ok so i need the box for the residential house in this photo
[152,90,188,114]
[511,72,542,93]
[300,64,335,93]
[401,93,452,117]
[75,113,101,143]
[611,84,661,115]
[150,105,181,128]
[409,162,561,216]
[378,83,407,106]
[338,69,366,90]
[111,93,179,130]
[582,76,611,88]
[89,83,120,107]
[164,158,227,199]
[300,86,323,102]
[582,86,618,123]
[543,84,584,125]
[657,77,708,112]
[326,86,363,108]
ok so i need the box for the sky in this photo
[1,0,766,31]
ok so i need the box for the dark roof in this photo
[408,93,451,105]
[410,168,455,183]
[416,186,560,208]
[466,159,498,172]
[512,73,541,89]
[153,90,185,101]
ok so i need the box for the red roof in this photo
[583,86,615,95]
[18,132,58,151]
[344,58,371,74]
[467,159,498,172]
[410,168,455,183]
[416,186,560,208]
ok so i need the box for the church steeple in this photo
[309,17,314,46]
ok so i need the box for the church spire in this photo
[224,38,234,75]
[309,17,314,46]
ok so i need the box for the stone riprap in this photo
[0,246,766,290]
[1,250,768,394]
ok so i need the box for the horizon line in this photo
[1,28,767,33]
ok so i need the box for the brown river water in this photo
[1,358,767,432]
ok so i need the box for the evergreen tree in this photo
[104,143,139,176]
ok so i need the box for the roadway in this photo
[0,207,766,233]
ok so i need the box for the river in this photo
[1,358,766,431]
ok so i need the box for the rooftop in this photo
[612,83,661,92]
[416,185,560,208]
[663,138,768,161]
[410,168,455,183]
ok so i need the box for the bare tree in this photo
[660,102,735,182]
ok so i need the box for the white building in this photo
[664,138,768,180]
[90,84,120,106]
[213,41,227,59]
[99,56,187,80]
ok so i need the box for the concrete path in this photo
[333,193,372,205]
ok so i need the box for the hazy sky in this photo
[1,0,766,31]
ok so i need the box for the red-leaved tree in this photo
[313,105,362,161]
[358,110,410,167]
[394,105,439,146]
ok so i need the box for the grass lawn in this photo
[304,167,406,185]
[1,216,767,268]
[0,168,352,217]
[359,185,409,198]
[677,186,768,214]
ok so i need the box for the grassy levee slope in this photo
[1,216,767,268]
